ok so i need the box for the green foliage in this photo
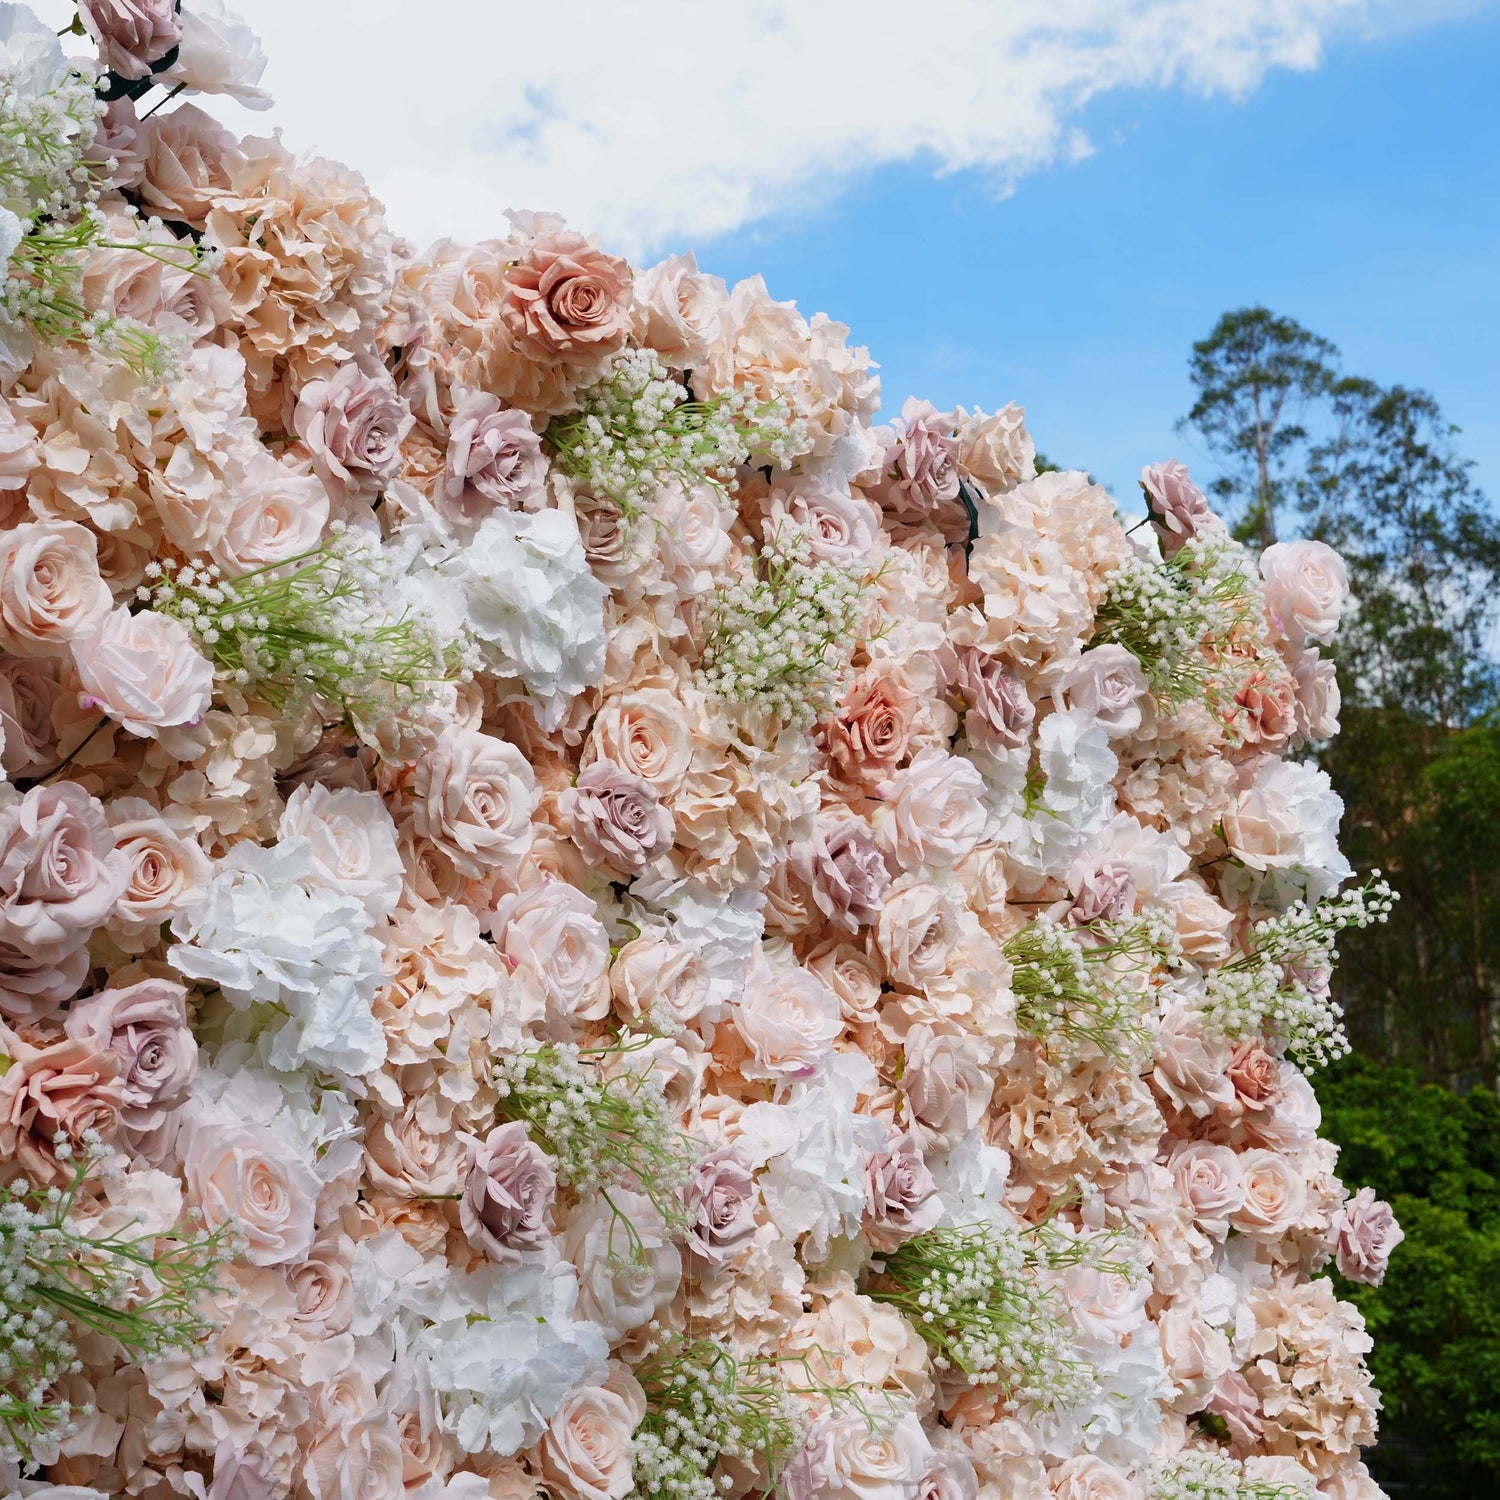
[1318,1058,1500,1492]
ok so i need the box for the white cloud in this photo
[39,0,1432,256]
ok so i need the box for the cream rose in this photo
[538,1368,646,1500]
[73,607,213,738]
[1228,1146,1308,1237]
[279,783,402,922]
[0,520,112,657]
[609,929,712,1028]
[180,1114,319,1266]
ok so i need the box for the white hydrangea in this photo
[168,838,387,1080]
[437,508,607,730]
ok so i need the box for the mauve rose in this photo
[63,978,197,1133]
[0,1032,124,1184]
[790,815,891,932]
[501,230,632,363]
[1260,538,1349,646]
[0,520,112,658]
[80,0,182,82]
[0,782,128,964]
[1141,459,1210,553]
[822,666,920,786]
[1057,645,1148,739]
[881,397,965,540]
[683,1150,758,1268]
[559,759,674,877]
[1206,1369,1264,1454]
[1330,1186,1404,1285]
[74,607,213,739]
[956,647,1035,755]
[93,97,147,190]
[439,389,546,525]
[1065,856,1136,925]
[865,1132,940,1251]
[459,1121,557,1265]
[294,362,413,495]
[901,1024,993,1146]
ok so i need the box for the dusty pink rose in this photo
[559,759,674,877]
[459,1121,557,1265]
[1169,1140,1245,1238]
[0,1032,125,1184]
[683,1150,759,1268]
[180,1114,319,1266]
[0,782,127,964]
[1141,459,1210,552]
[1057,645,1148,739]
[81,0,182,81]
[768,480,882,566]
[789,815,891,932]
[294,362,413,494]
[1329,1186,1403,1285]
[73,607,213,738]
[1260,539,1349,646]
[1225,1040,1283,1121]
[0,520,112,658]
[956,647,1034,755]
[438,389,547,525]
[63,979,197,1133]
[865,1132,940,1251]
[93,97,147,189]
[1065,856,1136,925]
[823,667,920,786]
[901,1024,993,1146]
[881,397,964,540]
[501,231,632,363]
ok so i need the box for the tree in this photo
[1179,307,1336,550]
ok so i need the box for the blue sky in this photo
[691,4,1500,507]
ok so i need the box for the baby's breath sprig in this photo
[864,1223,1093,1405]
[493,1038,698,1252]
[1145,1452,1315,1500]
[144,523,470,729]
[1092,524,1260,712]
[627,1336,813,1500]
[1005,917,1166,1062]
[0,1154,231,1462]
[1202,875,1395,1071]
[696,523,869,730]
[547,347,807,520]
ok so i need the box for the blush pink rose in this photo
[538,1370,646,1500]
[1168,1140,1245,1238]
[459,1121,557,1265]
[0,1032,125,1184]
[733,964,841,1081]
[1329,1186,1403,1285]
[73,607,214,738]
[439,389,547,525]
[1229,1147,1308,1237]
[1260,539,1348,646]
[411,726,536,879]
[501,231,632,363]
[874,747,988,870]
[1064,856,1136,925]
[138,103,244,226]
[901,1024,994,1146]
[1206,1369,1264,1454]
[0,782,128,965]
[1056,645,1148,740]
[0,520,113,658]
[63,978,197,1133]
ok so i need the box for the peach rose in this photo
[0,1031,125,1184]
[0,520,112,657]
[584,688,693,795]
[363,1096,466,1198]
[105,798,211,950]
[631,251,724,370]
[180,1113,319,1265]
[1048,1454,1137,1500]
[0,782,127,964]
[1235,667,1298,745]
[1229,1147,1308,1237]
[501,230,632,364]
[73,607,214,738]
[538,1369,646,1500]
[823,666,920,786]
[63,978,197,1133]
[1169,880,1235,963]
[411,726,536,879]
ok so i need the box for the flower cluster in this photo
[0,6,1397,1499]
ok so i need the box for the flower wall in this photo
[0,4,1400,1499]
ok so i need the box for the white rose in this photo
[160,0,272,108]
[279,783,402,923]
[561,1191,682,1342]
